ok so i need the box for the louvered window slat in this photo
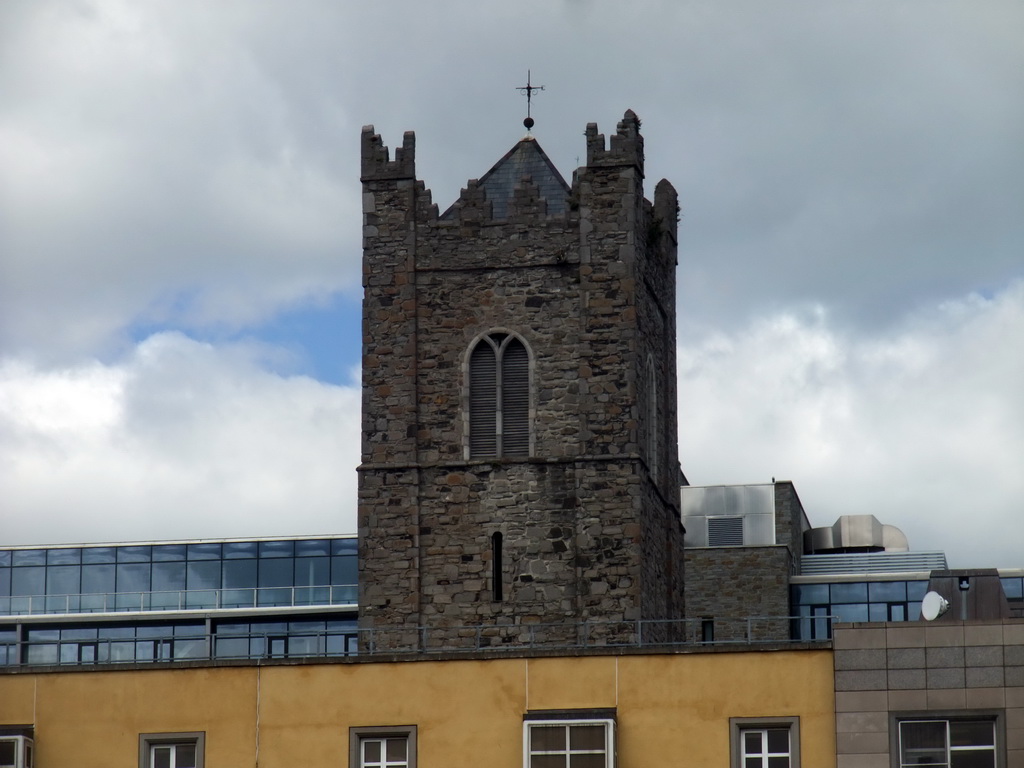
[469,343,497,458]
[468,334,531,459]
[708,516,745,547]
[501,340,529,456]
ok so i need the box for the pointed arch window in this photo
[468,333,530,459]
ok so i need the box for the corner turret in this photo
[585,109,645,173]
[361,126,416,181]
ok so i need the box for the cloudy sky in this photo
[2,0,1022,568]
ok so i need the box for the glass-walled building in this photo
[790,575,931,640]
[0,536,357,668]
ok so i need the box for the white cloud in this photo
[3,0,1022,361]
[679,281,1024,569]
[0,332,360,545]
[0,0,359,359]
[1,0,1021,573]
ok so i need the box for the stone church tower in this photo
[357,111,684,651]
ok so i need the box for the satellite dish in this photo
[921,591,950,621]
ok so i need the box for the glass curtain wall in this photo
[0,538,358,615]
[791,580,929,640]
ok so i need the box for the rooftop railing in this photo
[358,615,825,654]
[0,584,357,617]
[0,615,829,668]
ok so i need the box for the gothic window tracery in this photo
[468,333,530,459]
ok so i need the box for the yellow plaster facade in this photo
[0,648,835,767]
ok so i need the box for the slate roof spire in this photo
[440,137,570,221]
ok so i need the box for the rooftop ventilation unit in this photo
[707,516,744,547]
[804,515,909,554]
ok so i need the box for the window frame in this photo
[349,725,417,768]
[891,713,1002,768]
[523,711,616,768]
[138,732,204,768]
[464,330,534,460]
[729,716,800,768]
[0,735,33,768]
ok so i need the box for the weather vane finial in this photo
[515,70,545,132]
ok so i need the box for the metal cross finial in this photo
[516,70,545,131]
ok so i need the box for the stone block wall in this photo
[833,620,1024,767]
[684,546,793,642]
[682,481,808,642]
[357,113,685,651]
[774,480,810,570]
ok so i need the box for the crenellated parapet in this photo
[653,178,679,251]
[445,179,493,223]
[585,109,645,174]
[442,174,571,226]
[361,125,416,181]
[507,176,547,221]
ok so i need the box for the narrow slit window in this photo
[492,532,503,602]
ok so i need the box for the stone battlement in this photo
[585,109,645,173]
[361,126,416,181]
[441,176,574,226]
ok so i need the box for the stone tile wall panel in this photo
[833,620,1024,766]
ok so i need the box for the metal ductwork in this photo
[804,514,909,554]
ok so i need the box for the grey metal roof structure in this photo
[441,136,570,220]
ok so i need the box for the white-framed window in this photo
[138,732,203,768]
[350,725,416,768]
[467,332,531,459]
[897,718,997,768]
[0,736,33,768]
[730,717,799,768]
[523,715,615,768]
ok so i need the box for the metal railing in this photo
[0,615,831,668]
[1,628,359,667]
[358,615,825,654]
[0,584,357,617]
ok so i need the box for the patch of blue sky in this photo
[251,296,362,385]
[127,294,362,386]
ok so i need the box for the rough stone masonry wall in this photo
[358,129,426,641]
[576,112,685,635]
[411,259,581,465]
[411,459,647,647]
[357,114,685,651]
[684,546,793,642]
[833,620,1024,768]
[774,480,808,575]
[633,184,685,638]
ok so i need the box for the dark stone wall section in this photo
[357,113,685,651]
